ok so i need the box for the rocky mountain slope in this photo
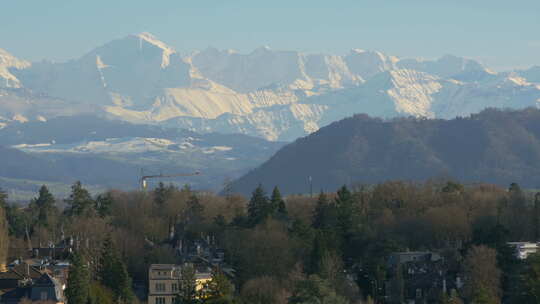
[2,33,539,141]
[229,108,540,195]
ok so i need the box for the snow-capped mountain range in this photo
[1,32,540,141]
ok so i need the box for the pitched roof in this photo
[11,263,42,279]
[0,271,24,280]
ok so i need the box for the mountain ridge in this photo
[229,107,540,195]
[1,33,540,141]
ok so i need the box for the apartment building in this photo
[148,264,212,304]
[148,264,182,304]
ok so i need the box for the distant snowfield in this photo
[2,33,540,141]
[14,137,233,155]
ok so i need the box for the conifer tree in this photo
[65,181,94,216]
[309,232,328,275]
[66,252,90,304]
[95,192,114,218]
[32,185,56,226]
[154,182,175,205]
[184,194,205,227]
[98,236,134,303]
[335,185,357,239]
[270,186,287,220]
[0,205,8,269]
[313,192,329,229]
[312,192,338,230]
[247,184,270,226]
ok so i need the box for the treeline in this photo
[2,179,540,303]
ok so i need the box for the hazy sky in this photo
[1,0,539,70]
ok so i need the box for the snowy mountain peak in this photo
[0,48,30,88]
[3,38,540,142]
[133,32,175,52]
[0,48,30,68]
[130,32,175,68]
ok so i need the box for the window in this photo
[155,283,166,292]
[155,297,166,304]
[172,283,178,292]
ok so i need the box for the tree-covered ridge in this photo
[231,107,540,195]
[3,179,540,303]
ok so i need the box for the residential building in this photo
[507,242,539,259]
[385,251,461,304]
[148,264,212,304]
[0,273,65,304]
[148,264,182,304]
[0,262,66,304]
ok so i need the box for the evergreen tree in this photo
[312,192,338,230]
[66,252,90,304]
[64,181,94,216]
[335,185,355,234]
[270,186,287,220]
[95,192,114,218]
[154,182,175,205]
[98,237,134,303]
[32,185,57,226]
[0,205,8,269]
[247,184,270,226]
[184,194,205,227]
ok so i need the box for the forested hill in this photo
[230,108,540,195]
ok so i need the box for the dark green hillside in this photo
[230,108,540,195]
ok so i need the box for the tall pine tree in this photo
[95,192,114,218]
[0,204,8,270]
[247,184,270,226]
[312,192,338,230]
[32,185,57,227]
[64,181,94,216]
[66,252,90,304]
[270,186,287,220]
[98,236,134,303]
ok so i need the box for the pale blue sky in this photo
[1,0,539,70]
